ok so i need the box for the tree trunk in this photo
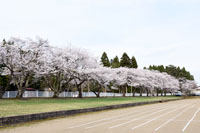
[75,79,85,98]
[122,87,126,97]
[98,88,101,98]
[15,77,27,98]
[93,91,100,98]
[164,91,166,96]
[123,90,126,97]
[52,90,59,98]
[52,94,58,98]
[0,87,5,98]
[97,91,100,98]
[78,86,82,98]
[156,88,158,96]
[92,86,101,98]
[16,88,24,98]
[0,91,4,98]
[0,81,10,98]
[140,88,142,96]
[132,88,136,97]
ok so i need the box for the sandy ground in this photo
[1,99,200,133]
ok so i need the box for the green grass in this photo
[0,96,181,117]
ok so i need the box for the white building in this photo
[191,87,200,96]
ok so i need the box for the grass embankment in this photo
[0,96,181,117]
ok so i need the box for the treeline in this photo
[144,65,194,80]
[0,38,184,99]
[101,52,194,81]
[0,38,196,99]
[101,52,138,68]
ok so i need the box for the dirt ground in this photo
[1,98,200,133]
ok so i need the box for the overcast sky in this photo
[0,0,200,84]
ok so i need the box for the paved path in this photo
[1,99,200,133]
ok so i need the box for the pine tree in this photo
[158,65,165,72]
[120,52,131,68]
[149,65,153,70]
[146,65,194,80]
[100,52,110,67]
[111,56,120,68]
[131,56,138,68]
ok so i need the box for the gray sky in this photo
[0,0,200,84]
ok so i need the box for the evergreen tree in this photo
[111,56,120,68]
[100,52,110,67]
[181,67,194,80]
[120,52,131,68]
[166,65,177,77]
[149,65,153,70]
[131,56,138,68]
[158,65,165,72]
[146,65,194,80]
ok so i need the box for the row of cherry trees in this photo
[0,37,197,98]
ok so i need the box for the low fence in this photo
[2,91,171,98]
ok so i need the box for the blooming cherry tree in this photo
[0,37,195,98]
[0,37,49,98]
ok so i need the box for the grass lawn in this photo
[0,96,181,117]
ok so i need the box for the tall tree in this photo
[101,52,110,67]
[146,65,194,81]
[120,52,131,68]
[0,38,49,98]
[157,65,165,72]
[130,56,138,68]
[111,56,120,68]
[0,39,10,98]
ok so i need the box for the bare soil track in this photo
[1,99,200,133]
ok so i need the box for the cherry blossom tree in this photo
[0,37,194,99]
[35,46,76,98]
[181,80,197,95]
[0,37,49,98]
[107,68,180,97]
[86,67,114,97]
[69,48,98,98]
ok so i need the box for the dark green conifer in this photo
[131,56,138,68]
[111,56,120,68]
[101,52,110,67]
[120,52,131,68]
